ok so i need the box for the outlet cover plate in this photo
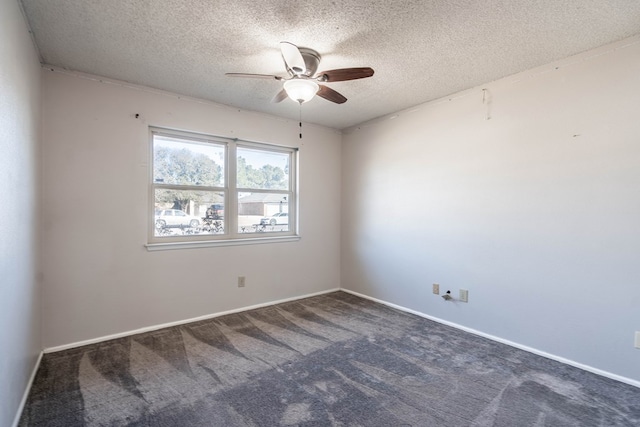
[459,289,469,303]
[635,331,640,349]
[432,283,440,295]
[238,276,246,287]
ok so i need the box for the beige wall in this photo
[0,0,42,425]
[41,70,342,348]
[341,36,640,383]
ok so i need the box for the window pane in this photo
[154,189,225,237]
[237,192,289,233]
[237,147,289,190]
[153,134,225,187]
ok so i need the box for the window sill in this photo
[145,235,300,251]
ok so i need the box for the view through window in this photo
[150,128,296,244]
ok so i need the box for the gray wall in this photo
[0,0,42,425]
[341,36,640,383]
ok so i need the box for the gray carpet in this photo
[19,291,640,426]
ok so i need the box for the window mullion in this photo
[228,140,238,237]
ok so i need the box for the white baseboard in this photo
[44,288,341,354]
[41,286,640,389]
[12,350,43,427]
[341,288,640,389]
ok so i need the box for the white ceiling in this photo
[19,0,640,130]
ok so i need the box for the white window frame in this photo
[146,127,299,250]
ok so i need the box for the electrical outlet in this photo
[635,331,640,349]
[459,289,469,303]
[238,276,246,287]
[432,283,440,295]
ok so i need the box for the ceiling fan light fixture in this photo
[283,79,319,103]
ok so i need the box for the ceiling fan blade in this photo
[316,85,347,104]
[280,41,306,75]
[225,73,283,80]
[271,88,288,103]
[317,67,374,82]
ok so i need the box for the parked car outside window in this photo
[155,209,200,228]
[260,212,288,225]
[205,204,224,220]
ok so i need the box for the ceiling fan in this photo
[226,41,374,105]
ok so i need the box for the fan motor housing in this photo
[298,47,321,77]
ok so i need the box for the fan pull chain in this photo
[298,101,303,139]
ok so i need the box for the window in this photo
[148,128,297,248]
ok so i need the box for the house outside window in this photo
[149,128,297,248]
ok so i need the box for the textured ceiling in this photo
[20,0,640,130]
